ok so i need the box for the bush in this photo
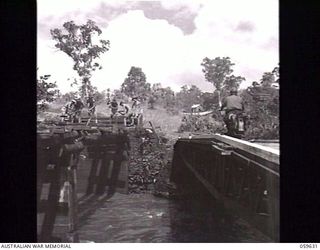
[178,114,225,134]
[166,106,179,116]
[244,114,279,140]
[241,87,279,140]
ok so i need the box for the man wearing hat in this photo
[220,88,244,132]
[71,95,84,123]
[110,98,119,118]
[87,95,96,116]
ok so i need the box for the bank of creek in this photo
[74,130,272,243]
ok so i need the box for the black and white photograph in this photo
[36,0,279,243]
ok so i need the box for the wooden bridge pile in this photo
[37,124,130,242]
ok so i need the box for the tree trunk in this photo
[217,89,222,108]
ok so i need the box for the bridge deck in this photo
[179,134,279,165]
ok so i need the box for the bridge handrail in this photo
[171,138,279,241]
[177,134,279,165]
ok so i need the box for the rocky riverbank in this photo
[127,129,179,198]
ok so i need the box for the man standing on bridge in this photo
[86,94,98,125]
[110,98,119,118]
[72,96,84,123]
[62,99,76,117]
[87,95,96,116]
[131,97,141,110]
[119,101,130,115]
[62,95,84,123]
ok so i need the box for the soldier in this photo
[119,101,130,115]
[87,95,96,116]
[110,98,119,118]
[72,96,84,123]
[220,88,244,114]
[131,97,141,109]
[220,88,245,133]
[62,99,76,118]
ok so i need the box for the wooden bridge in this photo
[37,124,131,242]
[59,114,143,128]
[171,134,279,241]
[37,113,279,242]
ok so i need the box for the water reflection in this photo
[77,193,271,243]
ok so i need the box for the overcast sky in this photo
[37,0,278,93]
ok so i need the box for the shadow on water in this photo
[77,190,271,242]
[167,177,240,242]
[76,139,272,242]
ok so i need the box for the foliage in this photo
[51,20,110,97]
[221,75,246,99]
[272,64,279,83]
[242,78,279,140]
[90,86,106,103]
[201,57,245,104]
[60,91,78,102]
[161,87,175,110]
[121,66,151,100]
[37,74,59,112]
[178,64,279,140]
[260,72,275,87]
[201,57,234,90]
[200,92,219,110]
[150,84,174,107]
[178,114,225,134]
[148,84,178,114]
[176,85,202,110]
[164,89,176,109]
[113,89,129,102]
[148,95,156,109]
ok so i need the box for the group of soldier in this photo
[62,95,142,125]
[61,88,244,134]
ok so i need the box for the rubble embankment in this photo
[127,129,179,198]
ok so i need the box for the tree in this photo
[201,57,245,106]
[37,74,59,111]
[152,83,162,92]
[201,92,218,110]
[51,20,110,97]
[163,87,175,109]
[241,74,279,139]
[201,57,234,106]
[61,91,78,102]
[176,84,202,110]
[148,95,156,109]
[90,86,105,103]
[260,72,275,87]
[222,75,246,97]
[113,89,128,101]
[150,83,162,102]
[272,64,279,83]
[121,66,151,100]
[149,83,176,110]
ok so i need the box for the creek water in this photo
[77,192,272,243]
[76,134,273,243]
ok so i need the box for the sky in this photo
[37,0,279,93]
